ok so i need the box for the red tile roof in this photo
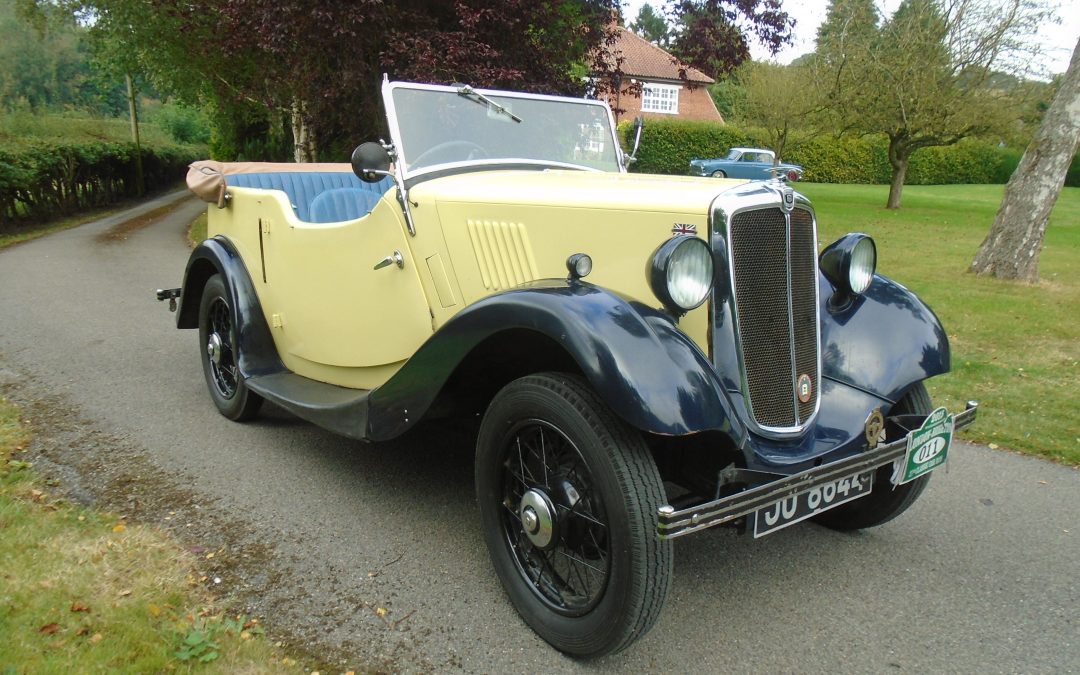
[611,27,714,84]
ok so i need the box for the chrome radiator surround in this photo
[710,183,821,439]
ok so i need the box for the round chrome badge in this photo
[797,374,813,403]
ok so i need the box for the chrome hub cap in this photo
[519,489,556,549]
[206,332,224,366]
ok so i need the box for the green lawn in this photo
[798,183,1079,466]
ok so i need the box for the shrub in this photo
[0,140,200,225]
[618,118,749,175]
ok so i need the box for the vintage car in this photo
[690,147,803,181]
[162,79,976,658]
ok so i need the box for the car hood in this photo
[409,169,749,214]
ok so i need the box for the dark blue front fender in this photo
[820,274,950,403]
[367,280,744,441]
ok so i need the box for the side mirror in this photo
[351,142,392,183]
[623,116,645,169]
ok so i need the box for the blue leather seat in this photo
[308,188,384,223]
[226,172,392,222]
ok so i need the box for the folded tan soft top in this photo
[186,160,353,207]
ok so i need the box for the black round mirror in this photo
[351,142,391,183]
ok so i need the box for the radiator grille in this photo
[728,206,819,430]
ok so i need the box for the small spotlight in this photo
[566,253,593,280]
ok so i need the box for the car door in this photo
[259,194,433,380]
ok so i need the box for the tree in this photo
[735,61,825,162]
[629,3,670,46]
[815,0,1051,209]
[669,0,793,79]
[969,37,1080,282]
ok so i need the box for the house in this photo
[603,27,724,123]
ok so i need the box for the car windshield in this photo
[387,83,622,176]
[725,149,741,160]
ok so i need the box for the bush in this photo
[618,118,749,175]
[0,140,200,225]
[618,117,1026,186]
[152,103,212,145]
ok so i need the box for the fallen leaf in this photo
[281,657,297,666]
[205,552,215,559]
[240,630,251,640]
[90,633,103,643]
[49,639,67,649]
[345,671,356,675]
[39,623,61,634]
[148,604,162,618]
[112,523,126,533]
[118,589,132,597]
[75,627,91,636]
[376,607,388,617]
[242,619,257,630]
[30,489,45,502]
[77,515,85,521]
[70,602,91,613]
[1038,480,1048,485]
[988,443,999,450]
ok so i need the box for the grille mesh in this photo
[728,206,819,429]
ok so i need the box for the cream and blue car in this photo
[163,80,976,658]
[690,147,803,181]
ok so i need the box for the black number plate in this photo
[752,470,874,538]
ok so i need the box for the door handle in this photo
[374,250,404,270]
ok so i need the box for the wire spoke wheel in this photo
[198,274,263,421]
[476,373,671,658]
[499,420,610,615]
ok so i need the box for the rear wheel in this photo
[475,373,671,657]
[813,383,933,531]
[198,274,263,421]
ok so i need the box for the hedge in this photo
[618,117,1073,186]
[0,140,201,226]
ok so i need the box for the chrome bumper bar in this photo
[657,401,979,540]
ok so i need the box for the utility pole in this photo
[126,73,145,197]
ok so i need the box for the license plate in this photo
[752,470,874,538]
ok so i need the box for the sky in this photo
[620,0,1078,76]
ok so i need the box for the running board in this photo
[245,372,371,440]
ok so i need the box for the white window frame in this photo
[640,83,680,115]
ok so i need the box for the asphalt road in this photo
[1,197,1077,673]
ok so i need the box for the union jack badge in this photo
[672,223,697,236]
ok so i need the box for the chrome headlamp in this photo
[648,236,714,314]
[820,233,877,306]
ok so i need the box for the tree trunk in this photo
[970,37,1080,282]
[290,98,316,163]
[886,138,909,209]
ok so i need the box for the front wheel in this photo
[198,274,263,421]
[475,373,671,657]
[813,382,934,531]
[711,169,727,178]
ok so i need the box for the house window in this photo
[641,83,680,114]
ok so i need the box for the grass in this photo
[0,110,181,148]
[189,211,208,247]
[0,397,296,672]
[798,183,1080,466]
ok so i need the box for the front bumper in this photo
[657,401,979,539]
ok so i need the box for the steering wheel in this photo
[412,141,489,168]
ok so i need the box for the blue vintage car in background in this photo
[690,147,802,181]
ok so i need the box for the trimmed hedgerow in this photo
[618,118,1047,186]
[0,140,199,225]
[618,118,750,175]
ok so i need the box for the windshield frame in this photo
[382,80,625,185]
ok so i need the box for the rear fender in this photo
[176,237,283,378]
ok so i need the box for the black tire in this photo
[198,274,263,421]
[813,382,933,531]
[475,373,671,657]
[711,169,726,178]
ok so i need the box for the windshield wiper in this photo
[455,84,522,123]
